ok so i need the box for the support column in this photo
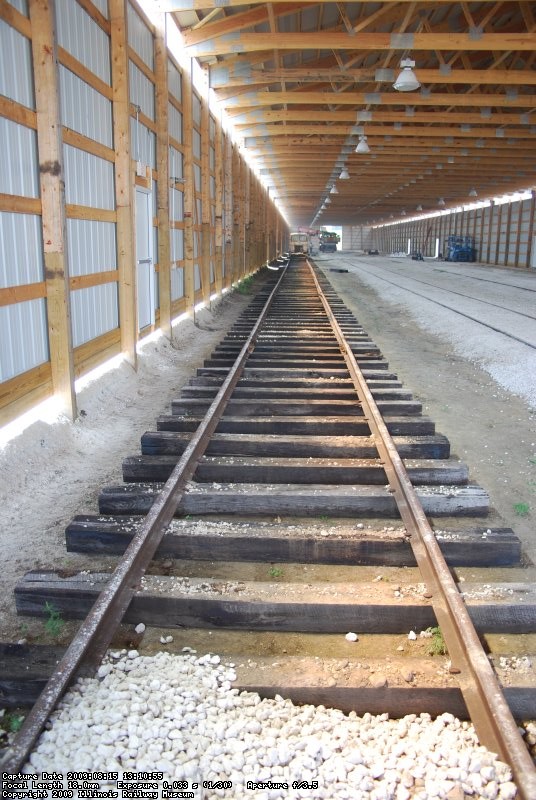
[155,14,171,338]
[182,61,195,316]
[30,0,77,419]
[223,133,233,288]
[110,0,137,367]
[200,89,211,305]
[214,117,223,295]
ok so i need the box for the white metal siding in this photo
[91,0,108,18]
[130,118,156,168]
[168,60,181,102]
[5,0,28,14]
[63,144,115,209]
[0,20,34,108]
[194,164,201,192]
[56,0,111,85]
[59,66,113,147]
[169,188,183,221]
[169,146,183,180]
[168,103,182,143]
[171,227,184,262]
[129,60,155,121]
[67,219,116,276]
[127,2,153,70]
[192,94,201,125]
[0,299,48,381]
[171,266,183,300]
[0,117,39,197]
[70,283,118,347]
[0,212,44,286]
[193,129,201,158]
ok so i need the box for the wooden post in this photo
[525,191,536,269]
[223,132,233,289]
[110,0,137,368]
[155,13,171,339]
[214,116,223,295]
[244,161,251,275]
[200,86,211,305]
[29,0,77,420]
[182,60,195,316]
[494,202,503,265]
[232,143,240,285]
[486,202,494,264]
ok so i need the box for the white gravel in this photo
[22,650,519,800]
[329,255,536,408]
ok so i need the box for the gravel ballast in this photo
[22,649,519,800]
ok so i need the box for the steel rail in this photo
[307,259,536,800]
[1,265,288,773]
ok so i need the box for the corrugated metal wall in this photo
[369,195,536,268]
[0,0,288,424]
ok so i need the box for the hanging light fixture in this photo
[416,204,423,211]
[339,168,350,180]
[469,187,478,197]
[325,197,331,204]
[330,185,339,194]
[438,197,446,206]
[355,135,370,154]
[393,58,421,92]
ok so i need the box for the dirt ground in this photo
[316,256,536,568]
[0,258,534,679]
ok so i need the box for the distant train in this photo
[289,231,310,257]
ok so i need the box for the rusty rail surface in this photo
[307,259,536,800]
[1,265,287,773]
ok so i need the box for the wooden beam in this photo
[155,14,171,340]
[223,131,233,288]
[200,82,211,305]
[182,2,308,46]
[182,60,195,317]
[185,32,536,59]
[234,109,536,127]
[225,90,536,110]
[164,0,505,8]
[29,0,77,421]
[210,66,536,89]
[214,116,224,296]
[110,0,137,368]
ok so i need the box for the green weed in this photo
[427,626,447,656]
[269,567,284,578]
[235,276,254,295]
[0,710,25,736]
[513,502,530,517]
[44,601,65,638]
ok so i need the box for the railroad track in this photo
[1,258,536,797]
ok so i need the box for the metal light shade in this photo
[438,197,446,206]
[355,136,370,154]
[325,197,331,204]
[339,168,350,179]
[469,188,478,197]
[330,185,339,194]
[393,59,421,92]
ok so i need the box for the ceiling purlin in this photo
[178,2,536,226]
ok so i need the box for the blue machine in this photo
[445,235,477,262]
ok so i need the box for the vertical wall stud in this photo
[182,60,195,315]
[214,117,224,295]
[110,0,137,368]
[200,85,211,305]
[29,0,77,420]
[155,13,171,338]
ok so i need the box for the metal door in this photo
[136,188,155,330]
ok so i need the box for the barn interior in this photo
[1,0,536,429]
